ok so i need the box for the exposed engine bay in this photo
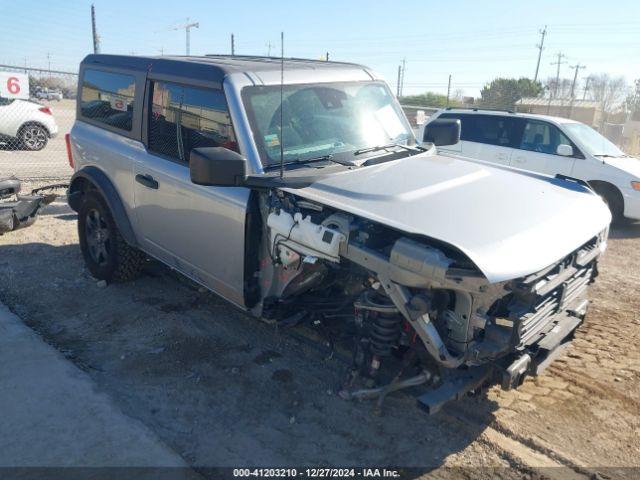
[250,189,606,413]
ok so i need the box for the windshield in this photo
[563,123,625,157]
[242,81,413,167]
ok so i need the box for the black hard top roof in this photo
[81,54,367,83]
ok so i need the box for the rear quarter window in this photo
[80,69,136,131]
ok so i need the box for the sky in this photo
[0,0,638,96]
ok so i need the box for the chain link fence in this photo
[0,65,77,185]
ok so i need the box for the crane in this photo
[171,18,199,55]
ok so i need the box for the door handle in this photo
[513,156,526,163]
[135,174,159,190]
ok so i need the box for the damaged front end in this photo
[255,190,607,414]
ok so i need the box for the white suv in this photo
[420,109,640,222]
[0,97,58,150]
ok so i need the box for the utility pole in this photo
[326,51,329,62]
[547,52,566,114]
[231,34,235,55]
[534,25,547,82]
[46,52,51,79]
[399,58,406,98]
[266,41,273,57]
[396,65,402,97]
[550,52,567,98]
[171,18,199,55]
[582,76,591,100]
[569,63,586,99]
[568,63,586,118]
[446,74,452,107]
[91,4,100,54]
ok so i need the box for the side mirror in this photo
[190,147,247,186]
[423,119,461,146]
[556,144,574,157]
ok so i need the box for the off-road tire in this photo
[19,124,49,151]
[78,190,145,282]
[592,183,624,224]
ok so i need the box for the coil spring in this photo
[369,313,403,356]
[355,290,403,357]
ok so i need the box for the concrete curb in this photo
[0,302,199,476]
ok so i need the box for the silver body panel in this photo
[71,122,250,308]
[70,61,610,310]
[287,151,611,283]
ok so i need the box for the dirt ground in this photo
[0,197,639,479]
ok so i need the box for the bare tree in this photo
[585,73,628,113]
[543,77,574,99]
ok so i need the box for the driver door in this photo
[132,79,250,307]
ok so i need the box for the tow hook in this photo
[501,353,531,390]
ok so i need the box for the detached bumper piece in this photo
[0,178,64,234]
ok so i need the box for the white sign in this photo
[0,72,29,99]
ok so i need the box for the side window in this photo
[148,81,237,162]
[439,113,519,147]
[80,69,135,131]
[467,115,519,147]
[520,120,573,155]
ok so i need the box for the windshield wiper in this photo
[266,154,356,171]
[353,142,423,156]
[293,154,357,167]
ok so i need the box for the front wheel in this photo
[20,124,49,151]
[593,184,624,224]
[78,191,145,282]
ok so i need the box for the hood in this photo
[290,152,611,283]
[600,156,640,180]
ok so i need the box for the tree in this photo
[398,91,457,108]
[480,78,543,110]
[626,79,640,121]
[585,73,628,113]
[543,77,574,99]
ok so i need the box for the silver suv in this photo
[67,54,611,413]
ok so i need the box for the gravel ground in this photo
[0,199,638,479]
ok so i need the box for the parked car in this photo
[420,108,640,222]
[66,54,610,413]
[0,97,58,150]
[35,89,63,101]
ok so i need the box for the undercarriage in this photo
[254,189,607,413]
